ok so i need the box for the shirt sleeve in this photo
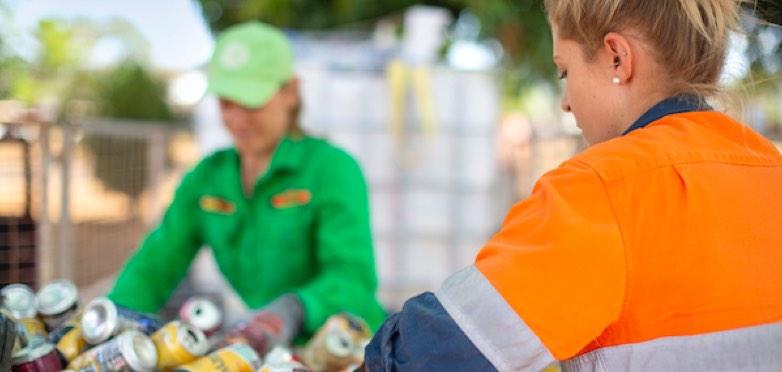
[364,292,497,372]
[473,159,626,360]
[108,166,204,313]
[294,149,386,334]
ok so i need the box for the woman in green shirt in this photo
[108,22,386,350]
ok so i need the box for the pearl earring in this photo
[612,77,621,85]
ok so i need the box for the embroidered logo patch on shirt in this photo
[271,189,312,209]
[199,196,236,214]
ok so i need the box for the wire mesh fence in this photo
[0,116,198,296]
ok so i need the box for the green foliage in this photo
[751,0,782,27]
[1,19,91,105]
[94,61,173,121]
[196,0,459,30]
[0,13,174,200]
[84,61,173,200]
[37,20,82,74]
[450,1,555,97]
[194,0,555,95]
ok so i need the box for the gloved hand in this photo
[0,312,19,372]
[220,294,303,355]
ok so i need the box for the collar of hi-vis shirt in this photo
[623,95,712,135]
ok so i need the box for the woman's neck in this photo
[239,150,273,198]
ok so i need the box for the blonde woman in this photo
[364,1,782,370]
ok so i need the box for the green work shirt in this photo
[108,135,386,335]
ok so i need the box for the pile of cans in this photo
[1,282,372,372]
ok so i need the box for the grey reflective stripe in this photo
[435,266,556,372]
[563,321,782,372]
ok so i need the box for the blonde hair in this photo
[544,0,743,98]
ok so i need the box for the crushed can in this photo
[81,297,163,345]
[179,297,222,337]
[1,284,47,344]
[48,309,82,343]
[11,341,63,372]
[264,346,294,365]
[258,360,311,372]
[151,320,208,368]
[1,284,37,320]
[261,347,310,372]
[54,323,87,364]
[36,279,80,331]
[67,329,157,372]
[8,314,26,355]
[173,342,263,372]
[17,318,48,344]
[299,313,371,372]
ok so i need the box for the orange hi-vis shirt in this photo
[474,110,782,368]
[364,98,782,372]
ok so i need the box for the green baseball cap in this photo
[207,22,294,108]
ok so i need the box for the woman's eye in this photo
[558,70,568,80]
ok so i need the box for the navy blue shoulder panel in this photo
[364,292,496,372]
[623,95,711,135]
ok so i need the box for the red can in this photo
[11,342,63,372]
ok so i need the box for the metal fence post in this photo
[58,121,74,280]
[37,121,55,284]
[147,126,166,226]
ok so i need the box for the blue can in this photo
[117,306,163,335]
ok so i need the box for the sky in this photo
[7,0,215,71]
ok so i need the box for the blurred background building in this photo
[1,0,780,320]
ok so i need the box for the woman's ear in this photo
[282,77,301,107]
[603,32,634,84]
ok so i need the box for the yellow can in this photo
[173,343,262,372]
[56,324,87,363]
[152,320,208,368]
[543,363,562,372]
[19,317,48,341]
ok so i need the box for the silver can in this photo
[179,297,222,337]
[67,329,157,372]
[258,360,310,372]
[1,284,37,319]
[81,297,162,345]
[36,279,80,330]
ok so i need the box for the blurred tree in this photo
[0,14,174,202]
[94,62,172,121]
[194,0,779,104]
[75,20,170,202]
[194,0,553,97]
[84,61,173,201]
[1,19,98,106]
[445,1,554,100]
[753,0,782,26]
[195,0,460,31]
[0,31,24,99]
